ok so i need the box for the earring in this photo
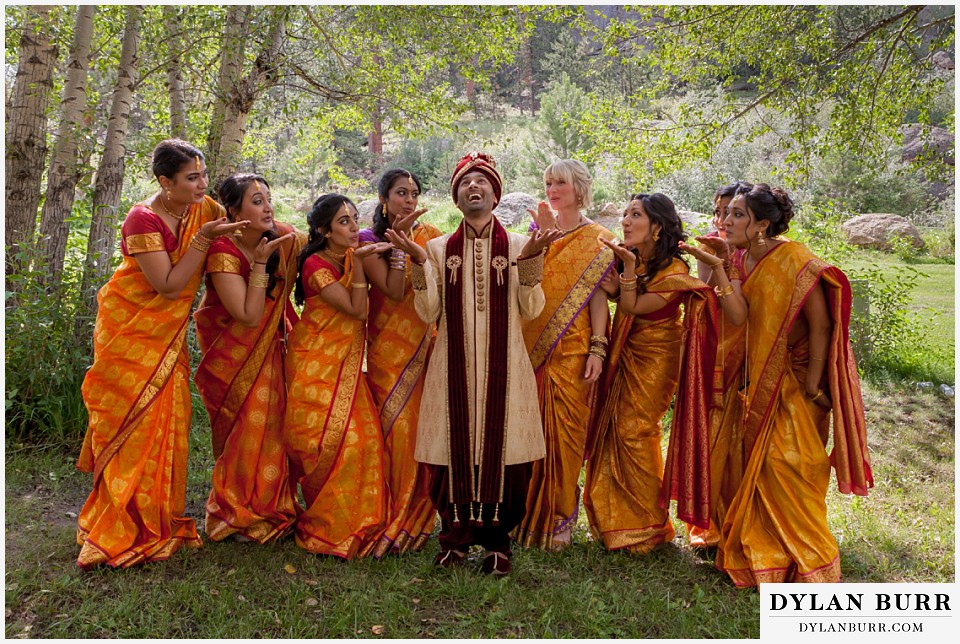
[652,229,660,242]
[383,203,389,219]
[757,230,767,248]
[324,232,331,238]
[166,189,172,201]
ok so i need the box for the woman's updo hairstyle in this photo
[216,173,281,296]
[152,139,204,181]
[372,169,422,240]
[295,193,356,305]
[743,183,795,237]
[628,192,688,291]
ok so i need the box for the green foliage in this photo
[5,250,92,444]
[523,73,592,168]
[846,263,932,378]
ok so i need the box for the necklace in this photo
[321,248,346,270]
[158,192,189,221]
[557,215,586,234]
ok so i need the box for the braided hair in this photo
[216,173,281,297]
[295,193,356,306]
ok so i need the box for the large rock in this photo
[901,124,955,166]
[842,213,924,251]
[356,199,379,227]
[932,50,954,70]
[493,192,537,228]
[677,209,711,230]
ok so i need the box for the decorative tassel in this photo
[452,504,461,527]
[492,503,500,526]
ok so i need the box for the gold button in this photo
[477,304,486,312]
[477,296,485,304]
[477,274,484,282]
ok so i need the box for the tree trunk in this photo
[163,5,187,139]
[368,102,383,161]
[37,5,96,285]
[206,5,250,179]
[212,7,287,189]
[79,5,141,319]
[521,33,536,114]
[5,5,58,280]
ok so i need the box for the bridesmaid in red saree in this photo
[77,140,244,569]
[193,173,300,543]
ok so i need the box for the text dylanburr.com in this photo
[760,583,956,640]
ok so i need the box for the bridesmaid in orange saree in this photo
[284,194,393,558]
[515,160,615,550]
[584,193,718,554]
[77,140,245,569]
[683,181,753,548]
[359,169,442,557]
[709,184,872,586]
[193,174,300,543]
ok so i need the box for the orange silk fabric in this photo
[76,196,222,569]
[515,222,614,548]
[284,250,387,559]
[362,224,441,557]
[193,223,302,544]
[583,259,714,553]
[717,241,872,586]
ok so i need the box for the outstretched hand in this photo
[201,217,248,238]
[253,232,296,263]
[678,241,724,267]
[521,225,562,258]
[392,207,428,235]
[693,235,730,262]
[383,229,427,264]
[599,236,637,271]
[526,200,558,233]
[354,241,394,260]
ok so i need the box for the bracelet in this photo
[588,345,607,360]
[805,388,829,404]
[809,356,826,362]
[389,259,407,271]
[390,248,407,260]
[590,334,609,346]
[190,231,213,253]
[619,280,637,292]
[619,272,638,284]
[351,282,368,289]
[249,272,270,289]
[253,260,267,265]
[714,284,734,299]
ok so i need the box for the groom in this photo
[386,152,560,575]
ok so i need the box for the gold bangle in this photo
[588,346,607,360]
[619,273,638,284]
[190,232,213,253]
[619,280,637,292]
[714,284,734,299]
[590,334,609,346]
[608,291,620,302]
[249,272,270,289]
[389,261,407,271]
[809,356,826,362]
[805,388,825,401]
[351,282,368,289]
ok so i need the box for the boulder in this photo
[677,209,711,230]
[295,197,314,213]
[493,192,537,228]
[901,124,955,166]
[356,199,379,227]
[932,50,954,70]
[842,213,924,251]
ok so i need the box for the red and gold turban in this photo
[450,152,503,205]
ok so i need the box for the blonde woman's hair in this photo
[543,159,593,211]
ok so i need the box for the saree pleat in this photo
[193,225,302,543]
[76,197,222,569]
[717,241,872,587]
[515,222,614,548]
[361,223,442,557]
[583,314,680,552]
[284,251,387,559]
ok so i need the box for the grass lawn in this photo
[5,377,954,638]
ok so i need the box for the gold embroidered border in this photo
[528,249,612,370]
[207,253,242,274]
[125,232,165,255]
[379,333,430,432]
[517,251,544,286]
[310,266,337,291]
[410,262,427,291]
[742,261,822,454]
